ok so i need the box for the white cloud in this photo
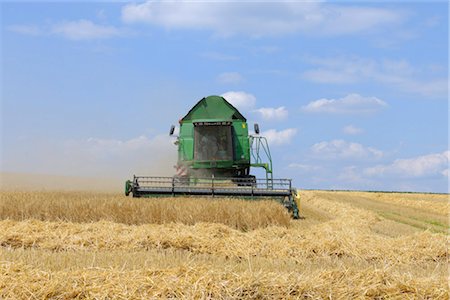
[302,93,387,114]
[364,151,449,178]
[337,166,370,184]
[253,46,281,55]
[301,56,393,84]
[201,52,239,61]
[8,24,42,36]
[301,69,356,84]
[221,92,289,121]
[97,9,107,21]
[302,56,448,98]
[121,2,403,37]
[52,20,124,40]
[343,125,364,135]
[254,106,288,121]
[287,150,449,192]
[262,128,297,146]
[221,91,256,111]
[311,139,383,160]
[9,20,126,40]
[217,72,244,84]
[404,79,449,97]
[287,163,322,173]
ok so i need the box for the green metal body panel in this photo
[182,95,246,121]
[177,96,252,177]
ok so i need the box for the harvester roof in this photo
[181,95,246,122]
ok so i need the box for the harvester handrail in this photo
[127,175,299,219]
[133,176,292,182]
[132,176,291,191]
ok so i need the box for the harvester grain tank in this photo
[125,95,299,218]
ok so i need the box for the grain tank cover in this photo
[181,95,246,122]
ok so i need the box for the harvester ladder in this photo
[250,136,273,189]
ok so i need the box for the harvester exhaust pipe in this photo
[254,123,260,134]
[169,125,175,136]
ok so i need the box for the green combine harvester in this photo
[125,95,299,218]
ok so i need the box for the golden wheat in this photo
[1,190,448,299]
[0,191,291,230]
[1,219,446,265]
[1,191,447,264]
[1,260,447,299]
[331,190,449,215]
[3,247,444,276]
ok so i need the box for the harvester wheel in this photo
[125,180,132,196]
[290,190,301,219]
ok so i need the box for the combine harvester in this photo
[125,95,299,218]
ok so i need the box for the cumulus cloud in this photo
[51,20,124,40]
[302,56,378,84]
[343,125,364,135]
[221,91,256,111]
[221,92,289,121]
[302,93,387,114]
[286,150,449,192]
[287,163,322,173]
[254,106,288,121]
[337,166,370,184]
[311,139,383,160]
[121,2,403,37]
[302,69,356,84]
[302,56,448,98]
[201,52,239,61]
[8,24,42,36]
[9,20,126,40]
[217,72,244,84]
[261,128,297,146]
[364,151,449,178]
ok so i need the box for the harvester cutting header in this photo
[125,95,299,218]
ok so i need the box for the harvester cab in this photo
[125,95,299,218]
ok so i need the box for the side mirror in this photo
[254,123,260,134]
[169,125,175,136]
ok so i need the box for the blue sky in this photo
[1,1,448,192]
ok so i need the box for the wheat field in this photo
[0,189,448,299]
[0,191,291,230]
